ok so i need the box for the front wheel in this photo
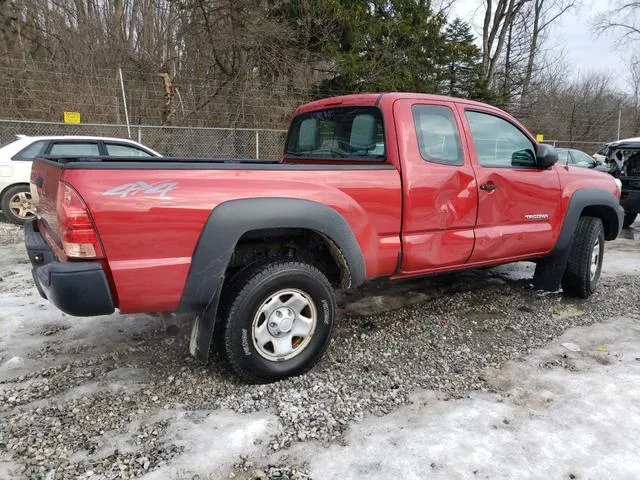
[623,212,637,229]
[561,216,604,298]
[221,260,336,383]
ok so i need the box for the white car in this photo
[0,135,161,224]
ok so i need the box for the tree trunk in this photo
[502,21,513,100]
[521,0,542,101]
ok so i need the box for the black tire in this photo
[561,216,604,298]
[211,257,280,359]
[1,184,35,225]
[623,212,637,229]
[221,260,336,383]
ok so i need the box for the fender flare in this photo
[552,188,623,254]
[179,197,366,361]
[533,188,623,291]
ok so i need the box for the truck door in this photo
[393,99,478,274]
[458,106,562,262]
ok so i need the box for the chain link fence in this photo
[0,119,617,160]
[541,140,609,154]
[0,119,288,160]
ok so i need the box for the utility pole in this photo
[618,107,622,140]
[119,68,131,139]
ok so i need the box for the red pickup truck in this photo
[25,93,623,383]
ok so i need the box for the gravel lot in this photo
[1,219,639,479]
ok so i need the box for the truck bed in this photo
[30,156,402,313]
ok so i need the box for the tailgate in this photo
[30,159,64,250]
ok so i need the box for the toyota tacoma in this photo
[25,93,624,383]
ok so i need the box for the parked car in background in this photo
[593,144,611,164]
[597,137,640,228]
[556,147,610,171]
[0,135,161,224]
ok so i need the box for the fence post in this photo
[255,130,260,159]
[138,126,142,144]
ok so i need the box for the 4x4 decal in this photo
[103,181,176,198]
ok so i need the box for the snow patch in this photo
[293,317,640,479]
[141,409,280,479]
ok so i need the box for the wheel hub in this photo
[267,307,295,336]
[252,288,318,361]
[8,191,35,220]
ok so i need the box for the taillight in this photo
[56,182,104,259]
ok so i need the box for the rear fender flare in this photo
[179,197,366,361]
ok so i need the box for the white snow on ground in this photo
[3,218,640,479]
[292,316,640,480]
[142,410,280,479]
[600,230,640,278]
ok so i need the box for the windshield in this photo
[285,107,385,160]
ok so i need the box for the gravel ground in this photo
[1,220,639,479]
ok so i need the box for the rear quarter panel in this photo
[63,167,402,313]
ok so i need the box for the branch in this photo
[599,21,640,39]
[538,2,575,31]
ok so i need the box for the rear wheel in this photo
[561,216,604,298]
[1,185,36,225]
[623,212,637,229]
[221,260,336,383]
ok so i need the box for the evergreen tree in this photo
[267,0,450,94]
[440,18,484,99]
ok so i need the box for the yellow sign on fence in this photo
[536,133,544,142]
[63,111,81,124]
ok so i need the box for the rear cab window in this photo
[285,107,385,161]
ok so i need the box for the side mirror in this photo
[512,149,536,167]
[536,143,558,168]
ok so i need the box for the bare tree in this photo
[520,0,575,100]
[597,1,640,41]
[481,0,532,87]
[627,55,640,136]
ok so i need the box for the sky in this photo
[449,0,628,90]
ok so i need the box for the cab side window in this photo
[465,111,536,168]
[412,105,462,166]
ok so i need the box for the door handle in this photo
[479,183,497,191]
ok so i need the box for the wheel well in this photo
[580,205,619,240]
[0,182,29,202]
[225,228,351,288]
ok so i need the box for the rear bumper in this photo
[24,219,115,317]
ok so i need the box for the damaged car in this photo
[601,138,640,228]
